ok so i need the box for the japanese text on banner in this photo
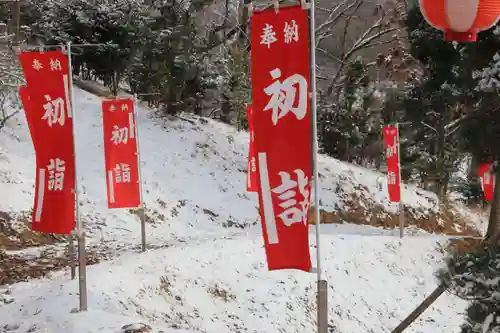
[246,105,258,192]
[102,98,141,209]
[478,163,494,201]
[250,5,312,272]
[382,125,401,203]
[18,51,76,235]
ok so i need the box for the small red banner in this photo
[102,98,141,208]
[478,163,494,201]
[18,50,76,234]
[382,125,401,202]
[251,5,312,272]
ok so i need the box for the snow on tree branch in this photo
[320,0,403,97]
[0,43,24,130]
[475,52,500,93]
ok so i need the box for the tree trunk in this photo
[238,0,250,45]
[485,163,500,245]
[220,93,231,123]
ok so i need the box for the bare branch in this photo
[0,108,19,130]
[325,23,399,96]
[444,113,466,133]
[315,0,363,47]
[316,47,342,63]
[420,121,438,134]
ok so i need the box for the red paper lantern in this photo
[419,0,500,42]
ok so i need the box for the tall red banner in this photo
[383,125,401,202]
[18,51,76,234]
[246,104,258,192]
[250,5,312,272]
[102,98,141,208]
[478,163,494,201]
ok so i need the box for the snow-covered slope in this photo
[1,235,467,333]
[0,88,474,332]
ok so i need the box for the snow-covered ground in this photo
[0,234,467,333]
[0,88,475,332]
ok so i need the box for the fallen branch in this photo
[390,284,448,333]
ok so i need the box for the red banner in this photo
[246,104,258,192]
[102,98,141,208]
[251,5,312,272]
[383,124,401,202]
[18,51,76,234]
[478,163,494,201]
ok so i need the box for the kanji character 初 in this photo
[484,173,491,185]
[260,23,278,49]
[50,58,62,71]
[32,59,43,71]
[110,125,129,145]
[387,171,397,185]
[113,163,131,183]
[386,143,397,158]
[264,68,308,125]
[47,158,66,191]
[385,131,397,158]
[42,94,66,127]
[283,20,299,44]
[272,169,310,226]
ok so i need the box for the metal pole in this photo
[14,0,20,42]
[67,41,88,311]
[133,94,147,252]
[399,201,404,238]
[308,1,328,332]
[68,234,75,279]
[396,123,404,238]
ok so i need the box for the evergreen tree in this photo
[438,245,500,333]
[413,8,500,333]
[127,0,216,115]
[403,4,467,198]
[27,0,145,95]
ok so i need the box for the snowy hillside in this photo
[0,87,479,332]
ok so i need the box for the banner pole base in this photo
[140,205,146,252]
[77,232,88,311]
[399,201,404,239]
[68,233,76,279]
[317,279,328,333]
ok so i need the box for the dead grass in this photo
[159,276,172,295]
[308,192,481,238]
[0,249,100,285]
[0,210,65,250]
[207,284,236,303]
[443,238,484,256]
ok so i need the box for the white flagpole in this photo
[308,0,321,283]
[396,123,404,238]
[307,0,328,332]
[133,94,147,252]
[67,41,88,311]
